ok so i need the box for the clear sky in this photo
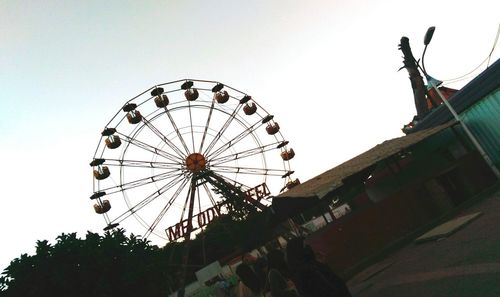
[1,0,499,271]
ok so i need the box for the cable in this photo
[441,23,500,83]
[486,23,500,67]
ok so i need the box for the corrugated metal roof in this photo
[461,92,500,165]
[278,122,456,199]
[408,58,500,133]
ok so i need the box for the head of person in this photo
[267,249,288,273]
[303,243,317,262]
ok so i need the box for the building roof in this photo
[278,121,456,199]
[408,58,500,133]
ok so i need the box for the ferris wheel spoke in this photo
[179,178,195,222]
[198,99,216,153]
[117,132,183,163]
[102,158,182,169]
[210,141,282,166]
[141,117,187,158]
[163,107,191,155]
[111,174,189,225]
[206,119,265,160]
[202,183,218,209]
[188,101,196,152]
[196,186,202,217]
[210,165,290,176]
[185,180,198,236]
[202,104,243,156]
[143,176,193,239]
[100,170,185,194]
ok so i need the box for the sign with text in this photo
[165,205,222,241]
[244,183,270,201]
[165,183,270,241]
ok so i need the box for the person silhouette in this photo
[236,263,264,297]
[285,237,351,297]
[267,249,300,297]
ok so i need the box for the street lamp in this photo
[421,26,435,76]
[420,27,500,179]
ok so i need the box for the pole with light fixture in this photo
[420,26,500,179]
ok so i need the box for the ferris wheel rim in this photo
[90,79,296,242]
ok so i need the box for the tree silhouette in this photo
[0,211,275,297]
[0,229,171,297]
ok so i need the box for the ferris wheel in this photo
[90,79,299,243]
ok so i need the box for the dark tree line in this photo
[0,211,275,297]
[0,230,172,297]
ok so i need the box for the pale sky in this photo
[1,0,499,271]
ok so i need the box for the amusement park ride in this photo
[89,79,299,247]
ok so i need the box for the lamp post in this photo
[421,27,500,179]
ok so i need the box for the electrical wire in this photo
[486,23,500,67]
[441,23,500,83]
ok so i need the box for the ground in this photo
[347,185,500,297]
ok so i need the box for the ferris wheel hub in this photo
[185,153,207,173]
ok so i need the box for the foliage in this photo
[0,229,172,297]
[0,210,275,297]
